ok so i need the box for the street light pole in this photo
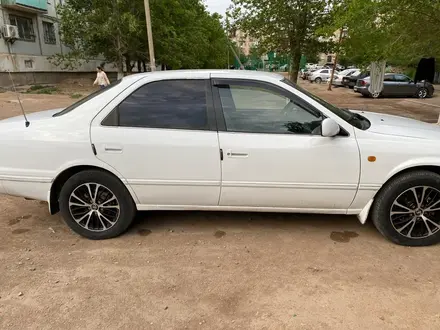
[143,0,156,71]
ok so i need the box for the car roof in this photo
[121,69,285,82]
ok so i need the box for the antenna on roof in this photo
[7,70,29,127]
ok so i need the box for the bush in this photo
[26,85,60,94]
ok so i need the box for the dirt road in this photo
[1,82,440,330]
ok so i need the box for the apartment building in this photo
[229,28,255,56]
[0,0,112,86]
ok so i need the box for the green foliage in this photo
[229,0,339,81]
[26,86,60,94]
[53,0,229,72]
[325,0,440,67]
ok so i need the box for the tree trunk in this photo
[117,60,124,79]
[125,57,131,73]
[142,60,147,72]
[289,46,302,83]
[116,35,124,79]
[137,60,141,72]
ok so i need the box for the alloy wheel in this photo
[68,183,120,232]
[418,89,428,99]
[390,186,440,239]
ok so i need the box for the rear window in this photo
[53,80,122,117]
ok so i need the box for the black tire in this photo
[417,87,428,99]
[314,77,322,84]
[371,170,440,246]
[59,170,136,240]
[349,85,354,89]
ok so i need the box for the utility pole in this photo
[328,28,344,91]
[143,0,156,71]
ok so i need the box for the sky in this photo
[205,0,231,16]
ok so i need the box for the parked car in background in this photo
[354,73,435,98]
[301,69,317,80]
[332,69,359,87]
[309,68,338,83]
[343,71,369,89]
[279,64,289,72]
[306,63,319,70]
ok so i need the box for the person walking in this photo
[93,66,110,89]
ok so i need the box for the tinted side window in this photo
[112,80,209,130]
[395,74,411,82]
[384,75,395,82]
[218,83,322,134]
[321,70,329,74]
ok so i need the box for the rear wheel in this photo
[371,170,440,246]
[59,170,136,239]
[417,87,428,99]
[314,77,322,84]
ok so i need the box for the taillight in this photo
[360,80,366,86]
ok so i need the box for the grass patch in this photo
[28,84,46,91]
[26,85,60,94]
[70,93,83,99]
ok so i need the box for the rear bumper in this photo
[0,178,50,201]
[354,86,369,94]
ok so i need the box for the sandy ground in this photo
[1,80,440,330]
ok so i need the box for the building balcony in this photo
[1,0,47,14]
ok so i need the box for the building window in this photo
[43,21,56,44]
[24,60,33,68]
[326,55,333,63]
[9,15,35,42]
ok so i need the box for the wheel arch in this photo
[49,165,138,215]
[358,164,440,224]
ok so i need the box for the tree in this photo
[52,0,230,75]
[228,0,338,82]
[325,0,440,68]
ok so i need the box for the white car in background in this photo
[332,68,359,87]
[308,68,338,83]
[1,70,440,246]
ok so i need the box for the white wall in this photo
[0,53,118,72]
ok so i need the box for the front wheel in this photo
[371,170,440,246]
[417,87,428,99]
[59,170,136,239]
[314,77,322,84]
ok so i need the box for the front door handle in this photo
[226,150,249,158]
[104,145,123,153]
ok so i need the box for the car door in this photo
[381,74,397,96]
[90,75,221,207]
[211,77,360,211]
[394,74,416,97]
[320,69,330,80]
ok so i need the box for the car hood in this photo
[0,109,62,125]
[353,110,440,139]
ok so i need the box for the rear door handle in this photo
[104,145,123,153]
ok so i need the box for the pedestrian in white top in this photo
[93,66,110,89]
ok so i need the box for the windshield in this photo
[281,78,370,130]
[53,80,122,117]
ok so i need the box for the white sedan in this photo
[1,70,440,245]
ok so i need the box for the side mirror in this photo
[321,118,340,137]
